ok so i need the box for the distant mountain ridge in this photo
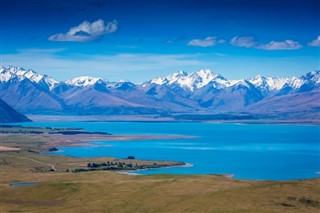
[0,65,59,90]
[0,66,319,119]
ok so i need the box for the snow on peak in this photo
[150,69,228,91]
[170,70,188,78]
[304,70,320,84]
[189,69,227,89]
[265,77,291,90]
[283,70,320,89]
[248,74,291,91]
[106,80,135,90]
[150,70,188,85]
[195,69,218,78]
[232,79,252,87]
[2,66,318,92]
[150,77,167,85]
[65,76,106,87]
[250,74,264,83]
[0,65,59,90]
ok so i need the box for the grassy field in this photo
[0,130,319,212]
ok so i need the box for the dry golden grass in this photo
[0,151,319,213]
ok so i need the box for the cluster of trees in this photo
[0,129,44,134]
[48,147,58,151]
[0,125,110,135]
[48,130,110,135]
[70,160,165,173]
[87,161,136,170]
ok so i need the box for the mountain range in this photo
[0,66,319,120]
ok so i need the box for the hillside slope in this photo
[0,98,31,123]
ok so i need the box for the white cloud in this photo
[308,36,320,47]
[230,36,302,50]
[48,19,118,42]
[258,40,302,50]
[230,36,257,48]
[187,37,224,47]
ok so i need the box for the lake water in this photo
[9,182,42,187]
[19,121,320,180]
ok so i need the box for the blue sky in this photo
[1,0,319,82]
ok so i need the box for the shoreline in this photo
[25,114,320,125]
[1,132,197,152]
[2,126,319,181]
[0,146,21,151]
[116,162,194,176]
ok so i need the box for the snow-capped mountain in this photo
[248,75,290,91]
[106,80,135,90]
[65,76,107,87]
[247,71,320,95]
[0,66,59,90]
[64,76,136,91]
[149,69,318,94]
[0,65,319,117]
[295,70,320,92]
[304,70,320,84]
[150,69,229,91]
[0,66,64,113]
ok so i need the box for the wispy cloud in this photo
[48,19,118,42]
[308,35,320,47]
[258,40,302,50]
[187,37,225,47]
[1,49,217,82]
[230,36,257,48]
[16,48,66,54]
[230,36,302,50]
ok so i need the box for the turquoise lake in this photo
[19,121,320,180]
[9,182,42,187]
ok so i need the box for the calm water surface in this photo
[19,121,320,180]
[9,182,42,187]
